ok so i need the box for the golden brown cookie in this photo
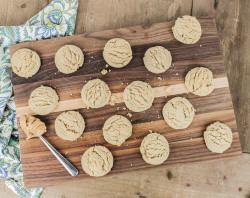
[81,79,111,108]
[55,45,84,74]
[185,67,214,96]
[11,48,41,78]
[143,46,172,74]
[172,15,202,44]
[81,146,113,177]
[204,122,233,153]
[55,111,85,141]
[123,81,154,112]
[140,132,170,165]
[29,86,59,115]
[103,38,132,68]
[103,115,132,146]
[162,97,195,129]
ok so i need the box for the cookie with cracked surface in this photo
[11,48,41,78]
[103,115,132,146]
[55,45,84,74]
[162,97,195,129]
[103,38,132,68]
[81,145,113,177]
[81,78,111,108]
[140,132,170,165]
[29,86,59,115]
[55,111,85,141]
[185,67,214,96]
[172,15,202,44]
[204,122,233,153]
[123,81,154,112]
[143,46,172,74]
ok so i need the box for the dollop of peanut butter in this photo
[20,115,46,139]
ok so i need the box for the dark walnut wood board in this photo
[10,17,242,189]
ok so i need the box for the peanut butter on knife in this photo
[19,115,46,139]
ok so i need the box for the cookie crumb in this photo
[108,69,111,72]
[200,45,202,47]
[101,69,108,75]
[127,113,132,118]
[157,77,163,81]
[176,73,178,76]
[149,130,153,133]
[122,107,127,110]
[70,93,73,96]
[131,164,133,166]
[105,64,109,68]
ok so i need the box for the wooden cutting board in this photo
[10,17,242,189]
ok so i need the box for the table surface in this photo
[0,0,249,197]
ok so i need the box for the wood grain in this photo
[14,77,229,116]
[0,1,249,198]
[214,0,250,153]
[1,153,249,198]
[9,17,242,189]
[0,0,53,26]
[76,0,250,154]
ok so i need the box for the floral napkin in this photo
[0,0,78,197]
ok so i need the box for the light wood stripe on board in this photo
[16,77,229,117]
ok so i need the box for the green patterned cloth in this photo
[0,0,78,197]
